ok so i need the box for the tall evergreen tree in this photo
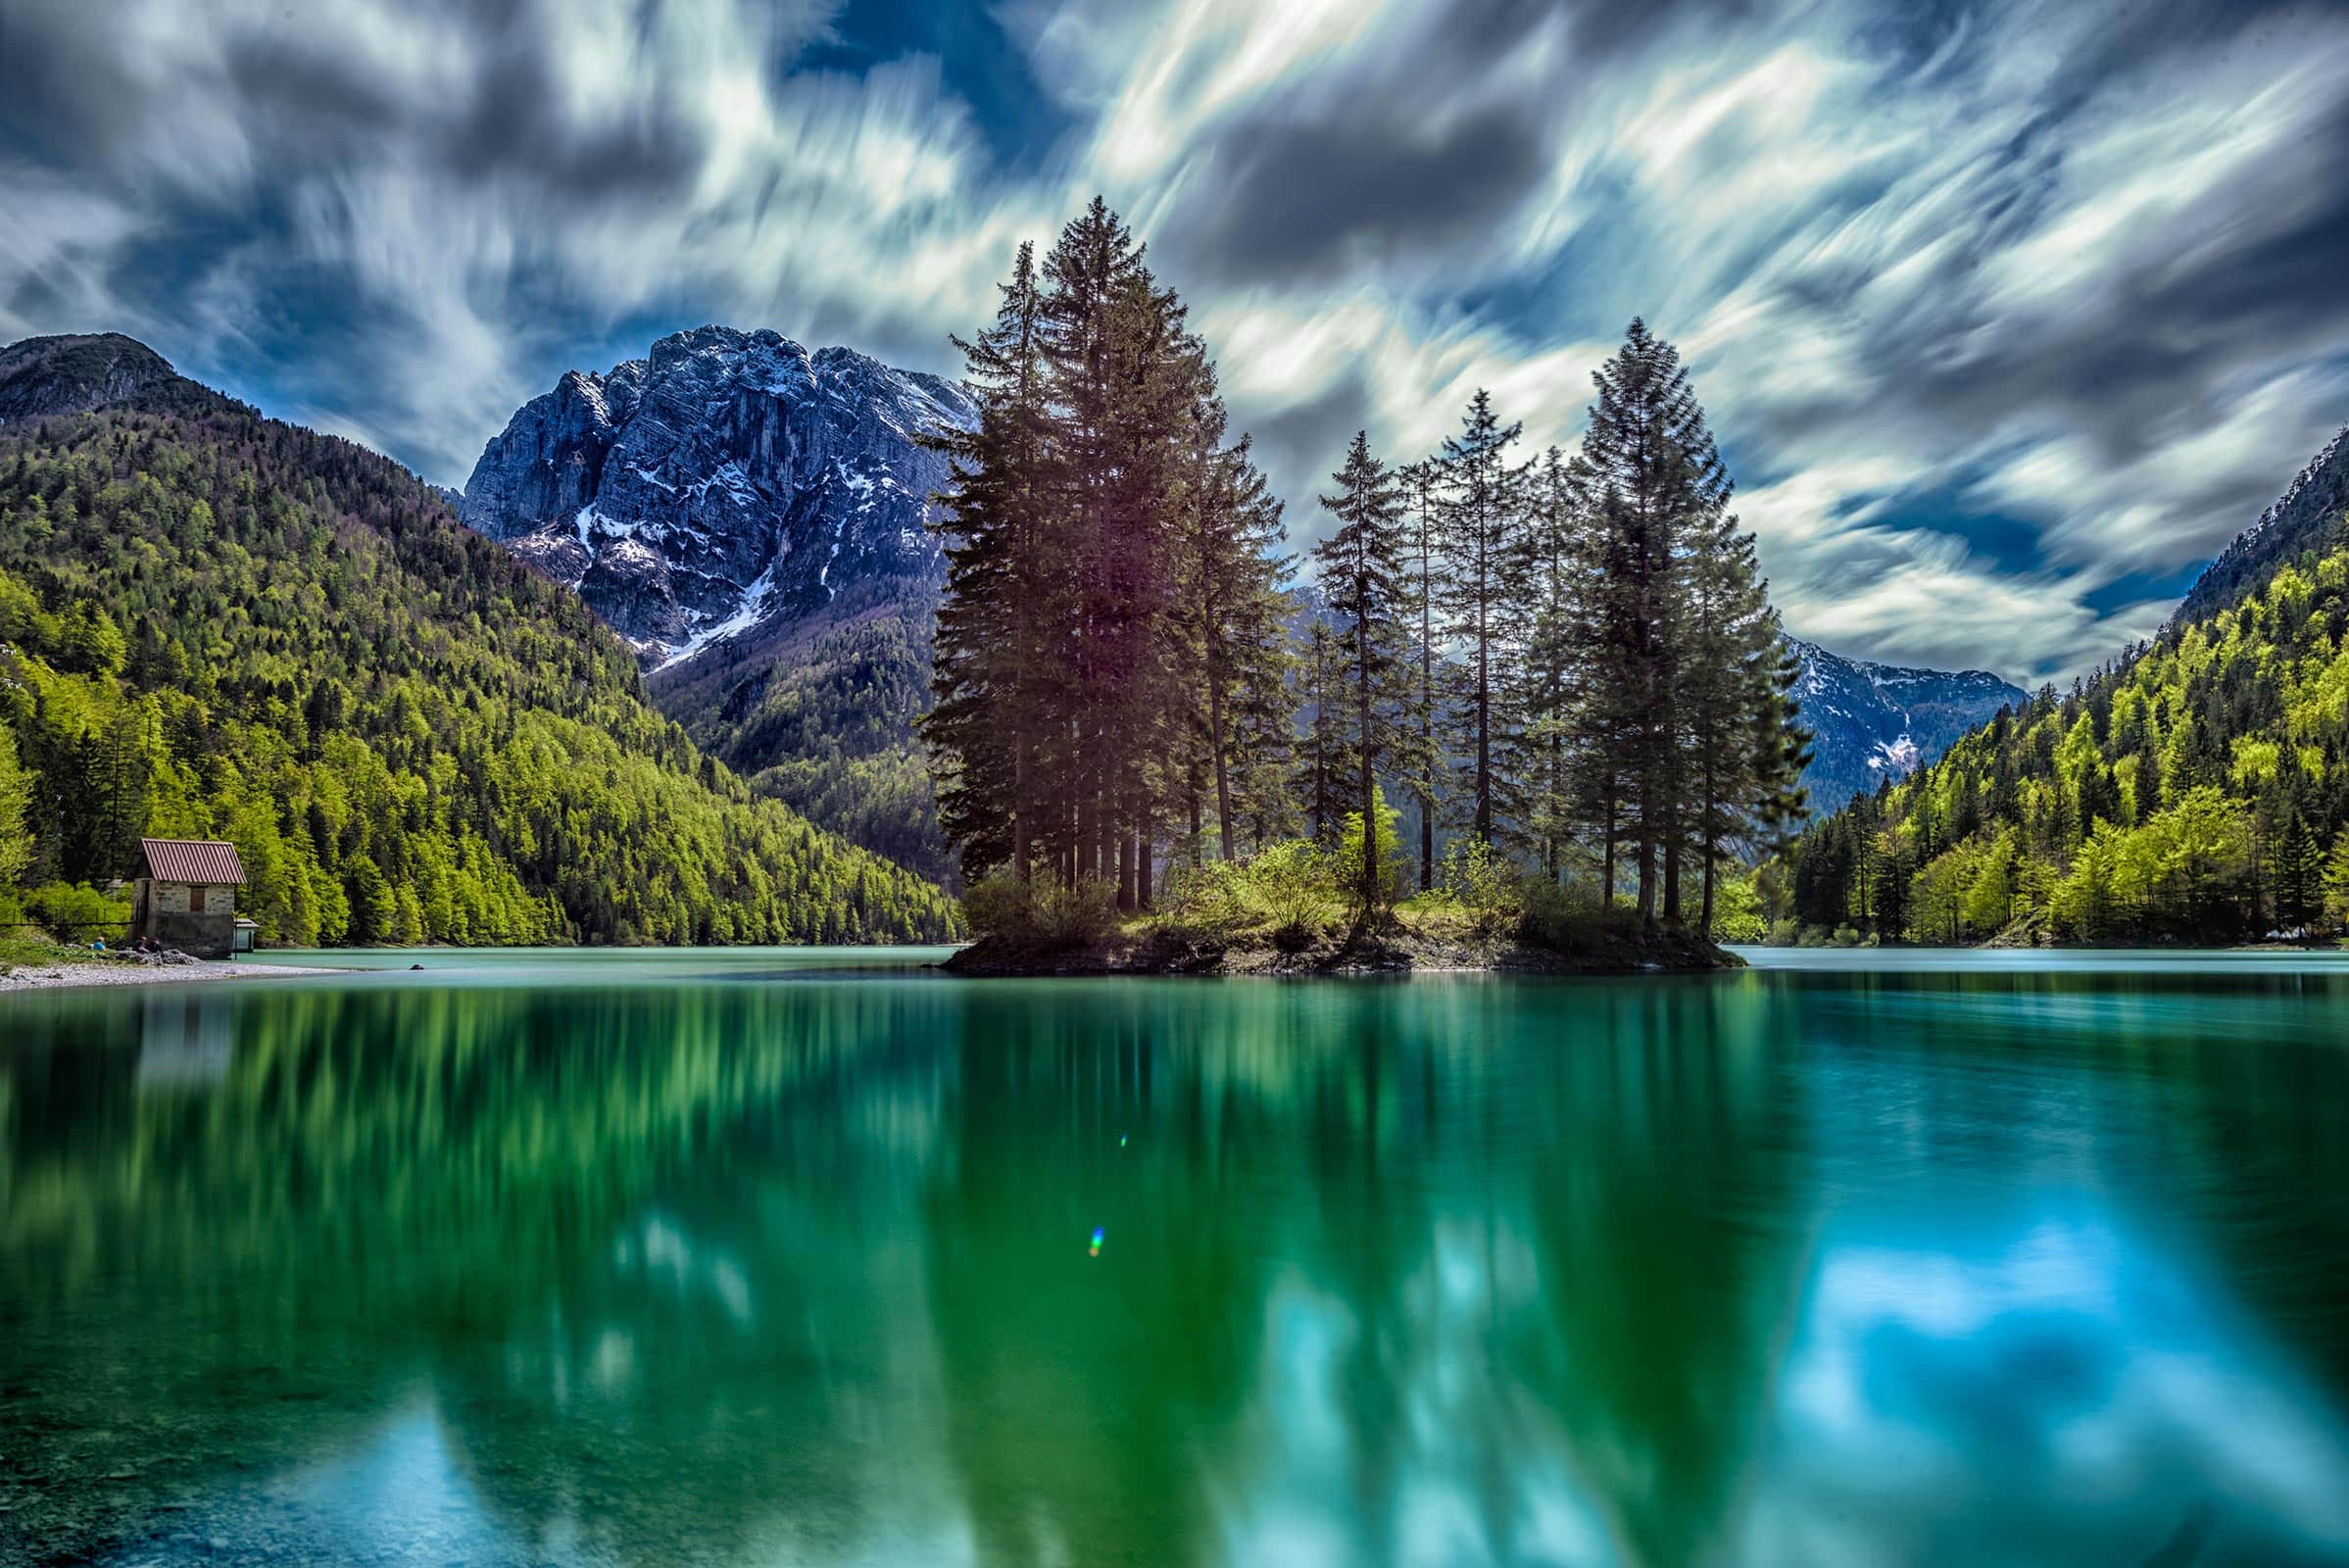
[1173,398,1292,863]
[1435,390,1529,847]
[1567,320,1731,922]
[929,198,1229,908]
[1679,476,1805,928]
[1398,458,1446,890]
[1298,619,1349,846]
[924,240,1055,879]
[1517,446,1588,881]
[1314,431,1411,918]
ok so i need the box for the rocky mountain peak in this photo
[1786,636,2026,810]
[459,324,976,670]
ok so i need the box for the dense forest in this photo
[653,595,954,887]
[1786,515,2349,944]
[924,198,1806,931]
[0,386,960,945]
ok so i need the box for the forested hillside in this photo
[1787,502,2349,944]
[2173,425,2347,626]
[0,368,959,945]
[653,596,952,885]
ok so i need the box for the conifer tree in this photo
[1397,458,1445,889]
[1516,446,1586,880]
[1568,320,1728,921]
[1313,431,1410,918]
[924,240,1054,879]
[1298,619,1349,846]
[1435,389,1529,847]
[1174,399,1292,862]
[1679,469,1804,928]
[929,198,1225,907]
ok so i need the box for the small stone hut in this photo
[131,838,247,958]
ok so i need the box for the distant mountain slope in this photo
[459,324,976,670]
[1787,423,2349,945]
[1788,638,2026,809]
[2174,423,2349,625]
[649,591,951,884]
[0,333,958,945]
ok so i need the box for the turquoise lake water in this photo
[3,948,2347,1565]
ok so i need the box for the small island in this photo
[943,916,1733,976]
[938,830,1739,977]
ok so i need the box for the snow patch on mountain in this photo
[459,324,976,669]
[1787,637,2027,811]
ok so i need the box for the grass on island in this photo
[954,828,1722,973]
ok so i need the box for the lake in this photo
[4,950,2348,1566]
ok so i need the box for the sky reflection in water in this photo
[2,953,2347,1566]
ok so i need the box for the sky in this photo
[4,0,2348,684]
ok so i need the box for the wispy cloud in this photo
[3,0,2345,681]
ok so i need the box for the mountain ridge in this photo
[0,331,193,423]
[1786,636,2028,809]
[2173,421,2349,626]
[459,324,975,672]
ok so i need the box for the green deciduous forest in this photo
[0,390,959,946]
[1786,521,2349,944]
[924,199,1807,937]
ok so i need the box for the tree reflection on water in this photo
[2,963,2347,1565]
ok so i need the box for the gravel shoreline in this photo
[0,957,343,994]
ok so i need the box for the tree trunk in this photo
[1358,618,1378,920]
[1012,733,1031,883]
[1418,513,1436,892]
[1637,772,1656,923]
[1601,794,1617,907]
[1664,825,1681,924]
[1187,764,1204,869]
[1208,674,1235,862]
[1475,607,1492,844]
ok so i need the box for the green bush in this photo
[1332,786,1407,918]
[959,870,1117,944]
[23,881,131,942]
[1159,860,1255,938]
[1708,869,1769,943]
[1439,839,1525,936]
[1517,876,1637,949]
[1246,840,1337,947]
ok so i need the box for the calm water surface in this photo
[4,949,2348,1566]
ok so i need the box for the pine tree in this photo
[1516,446,1586,880]
[1567,319,1744,923]
[1173,399,1291,863]
[923,240,1055,880]
[929,198,1218,907]
[1679,473,1806,929]
[1435,389,1529,847]
[1313,431,1410,919]
[1397,459,1445,890]
[1298,619,1349,846]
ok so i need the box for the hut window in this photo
[190,886,206,913]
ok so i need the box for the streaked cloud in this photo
[4,0,2346,681]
